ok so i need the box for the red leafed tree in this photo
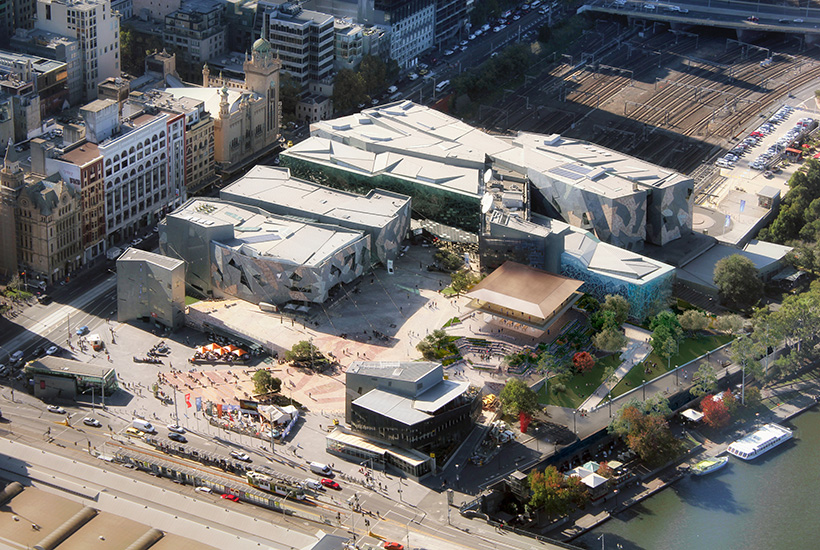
[573,351,595,373]
[701,394,731,429]
[519,411,532,433]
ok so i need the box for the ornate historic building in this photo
[167,29,280,174]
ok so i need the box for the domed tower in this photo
[243,18,280,140]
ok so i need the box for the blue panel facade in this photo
[560,253,674,320]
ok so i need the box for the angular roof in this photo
[220,165,410,229]
[465,261,583,319]
[347,361,439,383]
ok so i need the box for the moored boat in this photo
[691,456,729,476]
[727,423,793,460]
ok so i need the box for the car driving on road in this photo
[83,417,102,427]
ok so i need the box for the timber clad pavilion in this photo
[465,261,584,337]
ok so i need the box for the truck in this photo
[87,334,104,352]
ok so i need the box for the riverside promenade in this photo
[552,367,820,542]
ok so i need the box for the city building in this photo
[0,73,40,143]
[36,137,108,262]
[111,0,132,19]
[125,89,217,195]
[35,96,187,260]
[464,260,584,337]
[10,29,83,106]
[35,0,121,101]
[0,140,22,278]
[132,0,179,22]
[163,0,227,69]
[345,360,481,456]
[160,198,371,305]
[25,356,118,400]
[219,165,411,264]
[559,220,676,319]
[259,2,334,88]
[434,0,467,48]
[286,101,694,250]
[374,0,435,68]
[167,31,281,174]
[326,427,435,480]
[116,247,185,329]
[333,17,364,71]
[282,134,484,232]
[0,50,69,120]
[0,0,37,47]
[15,173,83,285]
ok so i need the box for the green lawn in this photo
[185,295,201,306]
[610,333,734,398]
[538,354,621,409]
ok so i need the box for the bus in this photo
[435,80,450,93]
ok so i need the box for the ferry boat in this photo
[691,456,728,476]
[727,423,793,460]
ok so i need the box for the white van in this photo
[132,419,157,434]
[309,462,332,476]
[435,80,450,93]
[303,478,322,490]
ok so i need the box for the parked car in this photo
[83,417,102,427]
[47,405,66,414]
[383,543,405,550]
[195,486,212,493]
[221,493,240,502]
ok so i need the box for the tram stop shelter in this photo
[464,261,584,337]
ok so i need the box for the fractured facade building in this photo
[283,101,686,318]
[220,165,411,265]
[117,247,186,329]
[160,198,371,305]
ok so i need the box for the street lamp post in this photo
[608,393,613,418]
[642,379,646,400]
[675,364,679,386]
[573,410,577,434]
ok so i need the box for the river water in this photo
[577,406,820,550]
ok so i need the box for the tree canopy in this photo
[678,309,709,334]
[499,378,539,416]
[572,351,595,373]
[609,402,682,467]
[701,393,731,429]
[279,72,302,121]
[332,69,367,112]
[416,329,453,360]
[593,326,627,353]
[650,310,683,360]
[689,363,718,398]
[252,369,282,395]
[528,465,588,517]
[712,314,745,334]
[713,254,763,309]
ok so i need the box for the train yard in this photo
[476,19,819,180]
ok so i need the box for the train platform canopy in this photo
[465,261,583,335]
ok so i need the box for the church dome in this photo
[252,36,272,54]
